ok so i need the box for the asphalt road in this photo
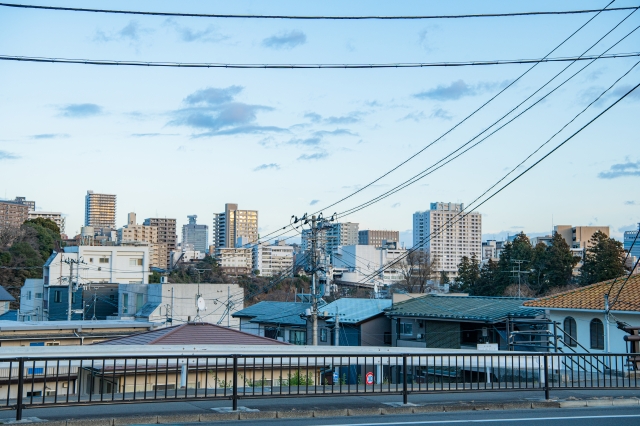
[131,406,640,426]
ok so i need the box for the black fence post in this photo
[544,354,550,400]
[232,356,238,411]
[402,355,408,405]
[16,358,24,421]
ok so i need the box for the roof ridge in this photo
[148,323,186,344]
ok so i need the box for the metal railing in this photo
[1,351,638,421]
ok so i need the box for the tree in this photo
[580,231,626,285]
[543,233,579,291]
[396,251,436,293]
[470,259,499,296]
[453,254,480,293]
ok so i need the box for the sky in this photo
[1,0,639,247]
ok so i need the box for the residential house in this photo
[386,295,543,350]
[522,275,640,354]
[233,300,312,345]
[309,298,392,347]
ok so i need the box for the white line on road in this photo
[324,414,640,426]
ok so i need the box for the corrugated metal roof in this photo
[233,301,311,326]
[523,275,640,312]
[320,298,392,324]
[0,287,15,302]
[386,295,542,323]
[96,322,290,346]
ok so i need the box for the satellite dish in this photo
[197,297,206,311]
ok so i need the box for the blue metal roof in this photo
[386,295,542,323]
[232,301,311,326]
[320,298,392,324]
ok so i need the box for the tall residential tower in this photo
[85,190,117,229]
[213,203,258,249]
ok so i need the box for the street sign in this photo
[365,371,374,385]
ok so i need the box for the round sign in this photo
[365,372,374,385]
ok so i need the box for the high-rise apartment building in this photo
[144,217,177,269]
[554,225,610,251]
[301,222,359,265]
[85,190,117,229]
[413,202,482,279]
[0,200,29,230]
[623,224,640,259]
[182,215,209,253]
[28,211,65,234]
[213,203,258,249]
[358,230,399,247]
[13,196,35,212]
[253,241,294,277]
[118,212,166,269]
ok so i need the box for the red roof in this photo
[96,322,289,346]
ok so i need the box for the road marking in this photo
[324,414,640,426]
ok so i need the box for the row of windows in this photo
[563,316,605,350]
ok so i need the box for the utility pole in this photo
[311,215,318,346]
[510,260,530,298]
[334,304,340,347]
[67,258,74,321]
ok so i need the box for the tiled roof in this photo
[95,322,289,346]
[386,295,542,323]
[320,298,392,324]
[523,274,640,312]
[233,301,311,326]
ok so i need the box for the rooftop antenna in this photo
[194,283,205,322]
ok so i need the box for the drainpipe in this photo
[73,330,84,345]
[604,294,610,366]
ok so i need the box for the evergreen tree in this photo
[544,233,579,291]
[471,259,499,296]
[453,254,480,293]
[580,231,626,285]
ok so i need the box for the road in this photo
[134,406,640,426]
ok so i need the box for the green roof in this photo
[386,295,542,323]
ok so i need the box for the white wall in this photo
[548,309,639,354]
[19,279,44,321]
[118,283,244,327]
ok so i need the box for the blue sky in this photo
[1,0,639,245]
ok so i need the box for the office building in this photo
[85,190,117,229]
[182,215,208,253]
[358,230,399,247]
[28,211,65,234]
[143,217,177,268]
[413,202,482,279]
[213,203,258,249]
[0,200,29,230]
[253,241,294,277]
[624,224,640,259]
[12,196,35,211]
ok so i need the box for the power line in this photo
[333,18,640,220]
[305,0,624,216]
[606,227,640,301]
[355,81,640,284]
[1,52,636,69]
[1,3,635,20]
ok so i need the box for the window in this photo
[26,291,32,301]
[265,327,284,340]
[89,258,94,263]
[289,330,307,345]
[563,317,577,347]
[590,318,604,350]
[136,293,144,311]
[53,290,61,303]
[399,322,413,336]
[99,257,109,263]
[320,328,328,342]
[122,293,129,314]
[129,258,143,266]
[35,293,42,299]
[384,332,392,345]
[27,367,44,375]
[45,342,60,346]
[26,391,42,397]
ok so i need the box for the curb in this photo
[2,398,633,424]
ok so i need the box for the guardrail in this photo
[1,352,638,421]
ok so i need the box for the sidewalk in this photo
[3,388,640,425]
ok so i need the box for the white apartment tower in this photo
[85,190,117,229]
[213,203,258,249]
[413,202,481,279]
